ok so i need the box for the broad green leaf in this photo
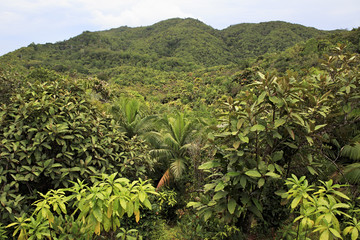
[257,91,266,104]
[213,191,227,200]
[291,196,302,209]
[240,176,247,188]
[103,216,111,232]
[272,151,283,162]
[126,201,133,217]
[139,191,146,202]
[274,119,286,128]
[269,96,283,106]
[228,198,236,214]
[61,135,74,140]
[143,198,152,209]
[306,136,314,146]
[249,205,263,220]
[93,206,103,222]
[265,172,281,179]
[352,228,359,240]
[320,230,329,240]
[239,134,249,143]
[107,204,113,218]
[203,209,212,221]
[268,164,275,172]
[120,198,127,210]
[258,178,265,188]
[199,161,220,170]
[245,170,261,178]
[315,124,327,131]
[207,200,217,206]
[252,198,263,212]
[233,141,241,149]
[187,202,202,208]
[215,181,225,192]
[291,113,305,126]
[333,191,350,200]
[329,228,342,239]
[343,226,352,236]
[236,119,244,130]
[204,183,216,192]
[284,142,298,149]
[333,203,350,209]
[226,172,240,177]
[286,127,295,140]
[250,124,265,132]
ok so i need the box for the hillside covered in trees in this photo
[0,18,360,239]
[1,18,343,72]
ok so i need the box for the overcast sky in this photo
[1,0,359,56]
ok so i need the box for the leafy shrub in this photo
[188,48,360,236]
[6,173,157,239]
[0,69,154,226]
[281,174,359,240]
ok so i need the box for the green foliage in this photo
[0,223,7,240]
[222,21,333,61]
[188,48,360,236]
[0,66,23,105]
[282,174,356,240]
[116,228,142,240]
[6,173,157,239]
[109,97,157,138]
[157,189,177,211]
[149,112,200,190]
[1,17,360,240]
[0,18,340,74]
[0,69,154,226]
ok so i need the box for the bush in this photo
[0,69,155,227]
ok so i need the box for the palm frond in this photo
[149,148,174,161]
[133,115,157,134]
[343,163,360,184]
[163,133,180,153]
[170,158,186,179]
[143,131,163,147]
[341,143,360,161]
[179,143,195,157]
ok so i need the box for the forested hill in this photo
[0,18,340,73]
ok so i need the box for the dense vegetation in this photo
[1,18,340,73]
[0,18,360,239]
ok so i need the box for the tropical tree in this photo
[149,112,199,190]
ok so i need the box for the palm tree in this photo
[109,98,157,139]
[149,112,198,190]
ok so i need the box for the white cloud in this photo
[71,0,193,29]
[0,0,359,55]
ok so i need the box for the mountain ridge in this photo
[0,18,346,73]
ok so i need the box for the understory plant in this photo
[6,173,157,239]
[281,174,360,240]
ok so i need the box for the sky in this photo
[1,0,360,56]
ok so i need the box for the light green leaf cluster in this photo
[7,173,157,239]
